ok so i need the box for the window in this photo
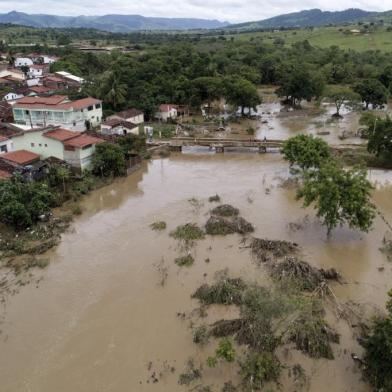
[25,110,30,115]
[0,145,7,152]
[31,143,35,147]
[95,103,101,109]
[88,106,93,111]
[45,144,48,147]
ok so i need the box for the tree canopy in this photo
[92,143,127,177]
[324,85,360,117]
[282,134,331,170]
[354,79,389,109]
[297,161,375,235]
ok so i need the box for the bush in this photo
[362,290,392,390]
[92,142,127,177]
[240,352,281,390]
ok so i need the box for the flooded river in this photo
[1,153,392,391]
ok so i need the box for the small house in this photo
[107,108,144,125]
[101,118,139,136]
[155,104,178,122]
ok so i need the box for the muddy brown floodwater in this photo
[1,153,392,392]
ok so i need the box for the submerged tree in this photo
[223,77,261,116]
[297,161,376,235]
[282,135,331,170]
[361,114,392,163]
[324,85,360,117]
[362,289,392,391]
[354,79,389,109]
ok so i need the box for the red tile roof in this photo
[159,104,177,112]
[14,95,101,111]
[0,135,9,142]
[102,118,137,128]
[28,86,52,94]
[64,134,104,148]
[114,108,143,119]
[44,128,81,142]
[2,150,40,165]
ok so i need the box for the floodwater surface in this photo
[1,153,392,392]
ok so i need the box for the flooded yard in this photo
[1,153,392,391]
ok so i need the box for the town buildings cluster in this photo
[0,52,182,180]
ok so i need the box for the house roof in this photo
[114,108,143,119]
[64,134,104,148]
[102,118,137,128]
[0,135,9,142]
[159,104,177,112]
[2,150,40,165]
[13,96,101,111]
[28,86,52,94]
[44,128,80,142]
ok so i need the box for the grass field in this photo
[230,25,392,52]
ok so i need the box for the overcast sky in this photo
[1,1,392,23]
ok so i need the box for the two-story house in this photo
[12,95,103,131]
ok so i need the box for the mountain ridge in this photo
[0,11,230,31]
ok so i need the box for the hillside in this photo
[229,8,378,30]
[0,11,230,32]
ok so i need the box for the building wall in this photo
[0,139,13,153]
[12,131,65,160]
[64,145,96,171]
[12,104,103,131]
[101,124,139,135]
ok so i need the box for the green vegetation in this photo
[92,143,127,177]
[174,254,195,267]
[0,175,57,229]
[354,78,389,109]
[207,338,236,367]
[239,352,281,390]
[362,290,392,391]
[211,205,239,217]
[150,221,167,231]
[208,194,221,203]
[324,85,360,117]
[361,113,392,164]
[170,223,205,242]
[282,135,331,170]
[298,161,376,235]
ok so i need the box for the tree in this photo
[324,86,360,117]
[276,67,325,106]
[354,79,389,109]
[0,176,56,230]
[223,77,261,116]
[282,135,331,170]
[297,161,376,235]
[92,143,126,177]
[191,76,223,110]
[361,115,392,162]
[362,290,392,391]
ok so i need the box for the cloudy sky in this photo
[1,0,392,22]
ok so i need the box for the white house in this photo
[27,65,44,79]
[15,57,34,67]
[0,69,25,81]
[155,104,178,122]
[55,71,84,85]
[0,135,13,153]
[11,126,104,171]
[107,108,144,125]
[3,92,24,102]
[12,95,103,131]
[101,118,139,136]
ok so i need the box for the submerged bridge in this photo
[168,137,284,153]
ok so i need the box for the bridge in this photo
[168,137,284,153]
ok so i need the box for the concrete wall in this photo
[12,131,65,160]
